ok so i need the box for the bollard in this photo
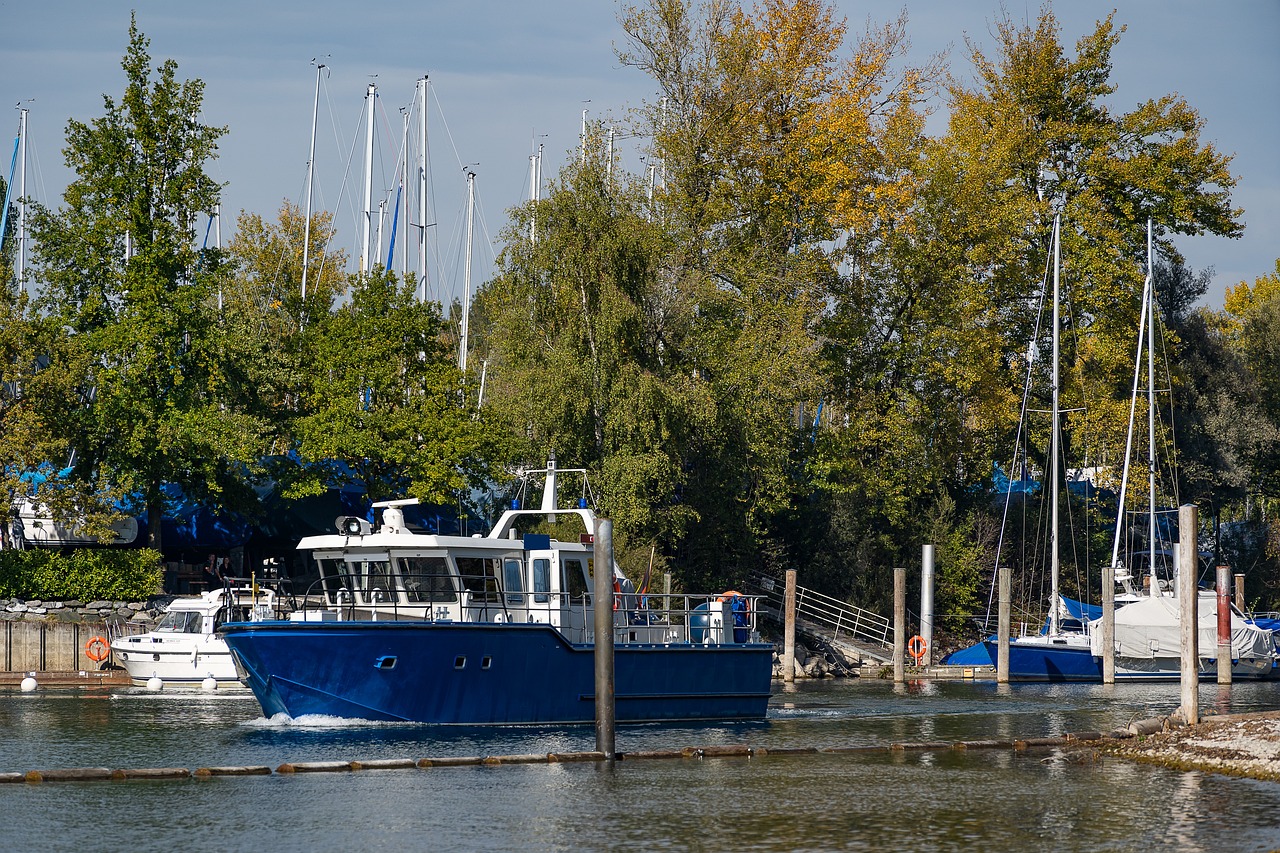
[920,544,935,668]
[783,569,797,684]
[1178,504,1199,725]
[893,567,906,683]
[997,566,1010,684]
[1101,565,1115,684]
[593,517,616,760]
[1217,565,1232,685]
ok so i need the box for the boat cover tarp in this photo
[941,641,994,666]
[1089,593,1274,660]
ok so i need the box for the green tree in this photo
[25,17,264,551]
[293,270,505,508]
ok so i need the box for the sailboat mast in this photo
[17,106,27,295]
[459,169,475,374]
[361,82,377,274]
[1050,214,1061,635]
[419,76,430,300]
[301,63,323,300]
[1146,219,1160,597]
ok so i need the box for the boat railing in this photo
[288,573,765,643]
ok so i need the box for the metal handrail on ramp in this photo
[746,572,892,653]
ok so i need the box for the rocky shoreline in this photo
[1097,710,1280,782]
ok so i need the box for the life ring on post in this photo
[85,636,110,663]
[907,634,927,665]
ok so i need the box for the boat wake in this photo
[242,712,407,729]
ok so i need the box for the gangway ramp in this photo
[745,572,894,665]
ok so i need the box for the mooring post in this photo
[1217,565,1232,685]
[1234,573,1245,612]
[593,518,616,759]
[1101,566,1115,684]
[783,569,797,683]
[1178,504,1199,725]
[997,565,1010,684]
[920,544,935,668]
[893,567,906,683]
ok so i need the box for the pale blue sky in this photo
[3,1,1277,309]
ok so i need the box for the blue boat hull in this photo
[221,621,774,725]
[983,640,1102,682]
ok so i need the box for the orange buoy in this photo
[907,634,927,665]
[85,636,110,662]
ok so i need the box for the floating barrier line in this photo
[2,713,1205,785]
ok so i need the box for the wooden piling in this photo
[783,569,797,683]
[1217,565,1232,685]
[893,566,906,683]
[997,565,1010,684]
[1101,565,1115,684]
[1178,504,1199,725]
[1234,573,1245,612]
[593,517,616,760]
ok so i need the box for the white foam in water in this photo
[242,712,402,729]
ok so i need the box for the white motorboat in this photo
[111,586,279,688]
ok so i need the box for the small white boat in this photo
[111,587,279,688]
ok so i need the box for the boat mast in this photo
[301,62,323,300]
[1146,219,1160,597]
[360,82,377,274]
[459,168,475,374]
[17,106,28,295]
[399,106,409,278]
[1049,214,1061,635]
[417,76,428,303]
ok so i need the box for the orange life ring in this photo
[85,636,110,663]
[907,634,927,664]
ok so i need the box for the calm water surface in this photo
[1,678,1278,852]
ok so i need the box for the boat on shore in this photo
[111,586,279,688]
[219,461,774,725]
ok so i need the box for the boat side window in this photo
[457,556,500,603]
[398,556,457,602]
[316,557,348,599]
[158,611,202,633]
[357,559,395,603]
[532,558,551,603]
[562,558,588,600]
[503,559,525,603]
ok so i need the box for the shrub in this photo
[0,549,163,601]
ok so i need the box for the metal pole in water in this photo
[1178,504,1199,724]
[1217,565,1232,685]
[1101,566,1115,684]
[893,567,905,683]
[593,518,616,759]
[783,569,797,684]
[997,566,1010,683]
[920,544,935,667]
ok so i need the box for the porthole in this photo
[454,655,466,669]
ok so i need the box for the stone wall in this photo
[0,597,168,672]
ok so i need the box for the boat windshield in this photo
[156,610,203,633]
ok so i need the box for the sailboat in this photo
[1086,221,1275,680]
[981,214,1099,680]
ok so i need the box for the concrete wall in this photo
[0,621,113,672]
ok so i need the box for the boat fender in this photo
[85,636,110,663]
